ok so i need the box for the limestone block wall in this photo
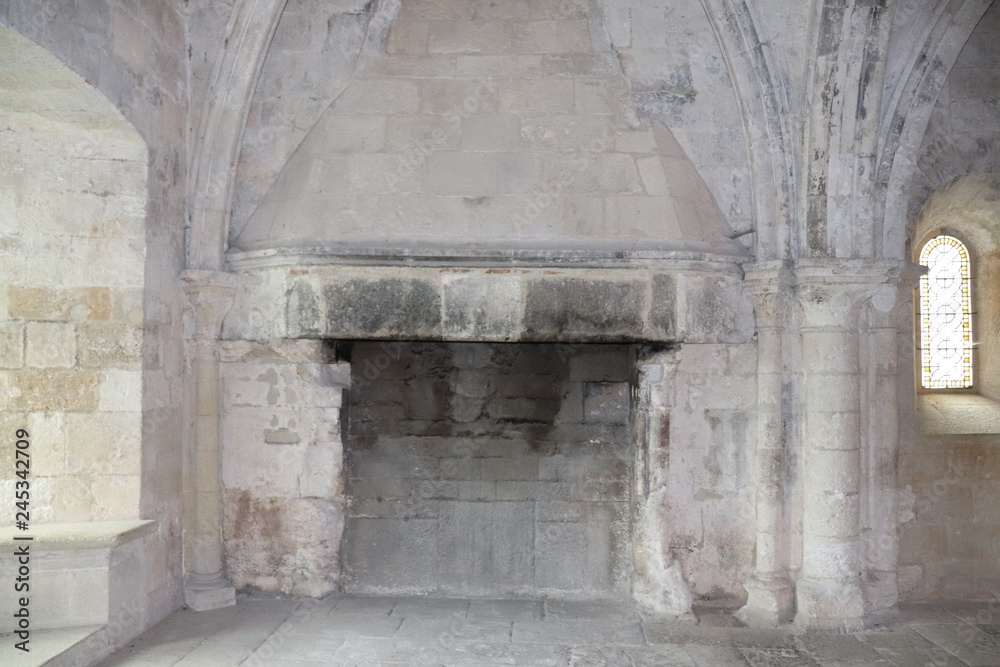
[898,425,1000,600]
[668,343,757,602]
[341,342,633,599]
[230,0,375,230]
[2,0,194,643]
[220,341,350,597]
[0,25,147,523]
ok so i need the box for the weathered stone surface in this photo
[4,369,100,412]
[7,286,112,321]
[66,412,142,475]
[524,278,644,340]
[0,322,24,369]
[679,273,755,343]
[650,273,677,340]
[324,278,441,338]
[341,342,632,598]
[441,271,522,339]
[26,321,76,368]
[76,322,143,369]
[286,279,322,338]
[224,491,345,597]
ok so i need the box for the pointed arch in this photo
[187,0,289,270]
[698,0,797,261]
[878,0,993,259]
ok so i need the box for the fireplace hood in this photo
[223,0,753,346]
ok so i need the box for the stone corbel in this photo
[631,346,694,618]
[182,269,239,611]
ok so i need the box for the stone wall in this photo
[341,341,633,599]
[0,25,146,523]
[220,340,350,597]
[668,343,757,602]
[898,427,1000,600]
[896,172,1000,601]
[230,0,758,251]
[1,0,197,646]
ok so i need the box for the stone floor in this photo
[90,595,1000,666]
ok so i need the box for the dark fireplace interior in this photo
[339,341,635,599]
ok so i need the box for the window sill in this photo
[916,393,1000,435]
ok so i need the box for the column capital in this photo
[743,261,794,327]
[792,259,904,329]
[182,269,238,340]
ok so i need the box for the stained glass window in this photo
[919,235,973,389]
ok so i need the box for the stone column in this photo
[792,260,900,631]
[737,262,794,626]
[631,347,693,618]
[182,269,238,611]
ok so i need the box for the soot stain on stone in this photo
[324,278,441,337]
[523,279,643,337]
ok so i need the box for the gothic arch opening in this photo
[0,25,148,522]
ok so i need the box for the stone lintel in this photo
[226,260,754,345]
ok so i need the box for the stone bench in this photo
[0,520,156,633]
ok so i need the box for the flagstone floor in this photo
[92,594,1000,666]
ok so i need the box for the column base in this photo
[185,571,236,612]
[862,570,899,615]
[735,576,794,627]
[794,578,865,632]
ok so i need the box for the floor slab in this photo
[88,596,1000,667]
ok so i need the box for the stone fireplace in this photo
[216,264,752,615]
[211,0,757,618]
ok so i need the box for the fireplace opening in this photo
[339,341,635,599]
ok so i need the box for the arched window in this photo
[918,235,973,389]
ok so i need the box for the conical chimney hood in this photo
[231,0,747,260]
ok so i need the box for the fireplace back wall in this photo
[340,341,633,599]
